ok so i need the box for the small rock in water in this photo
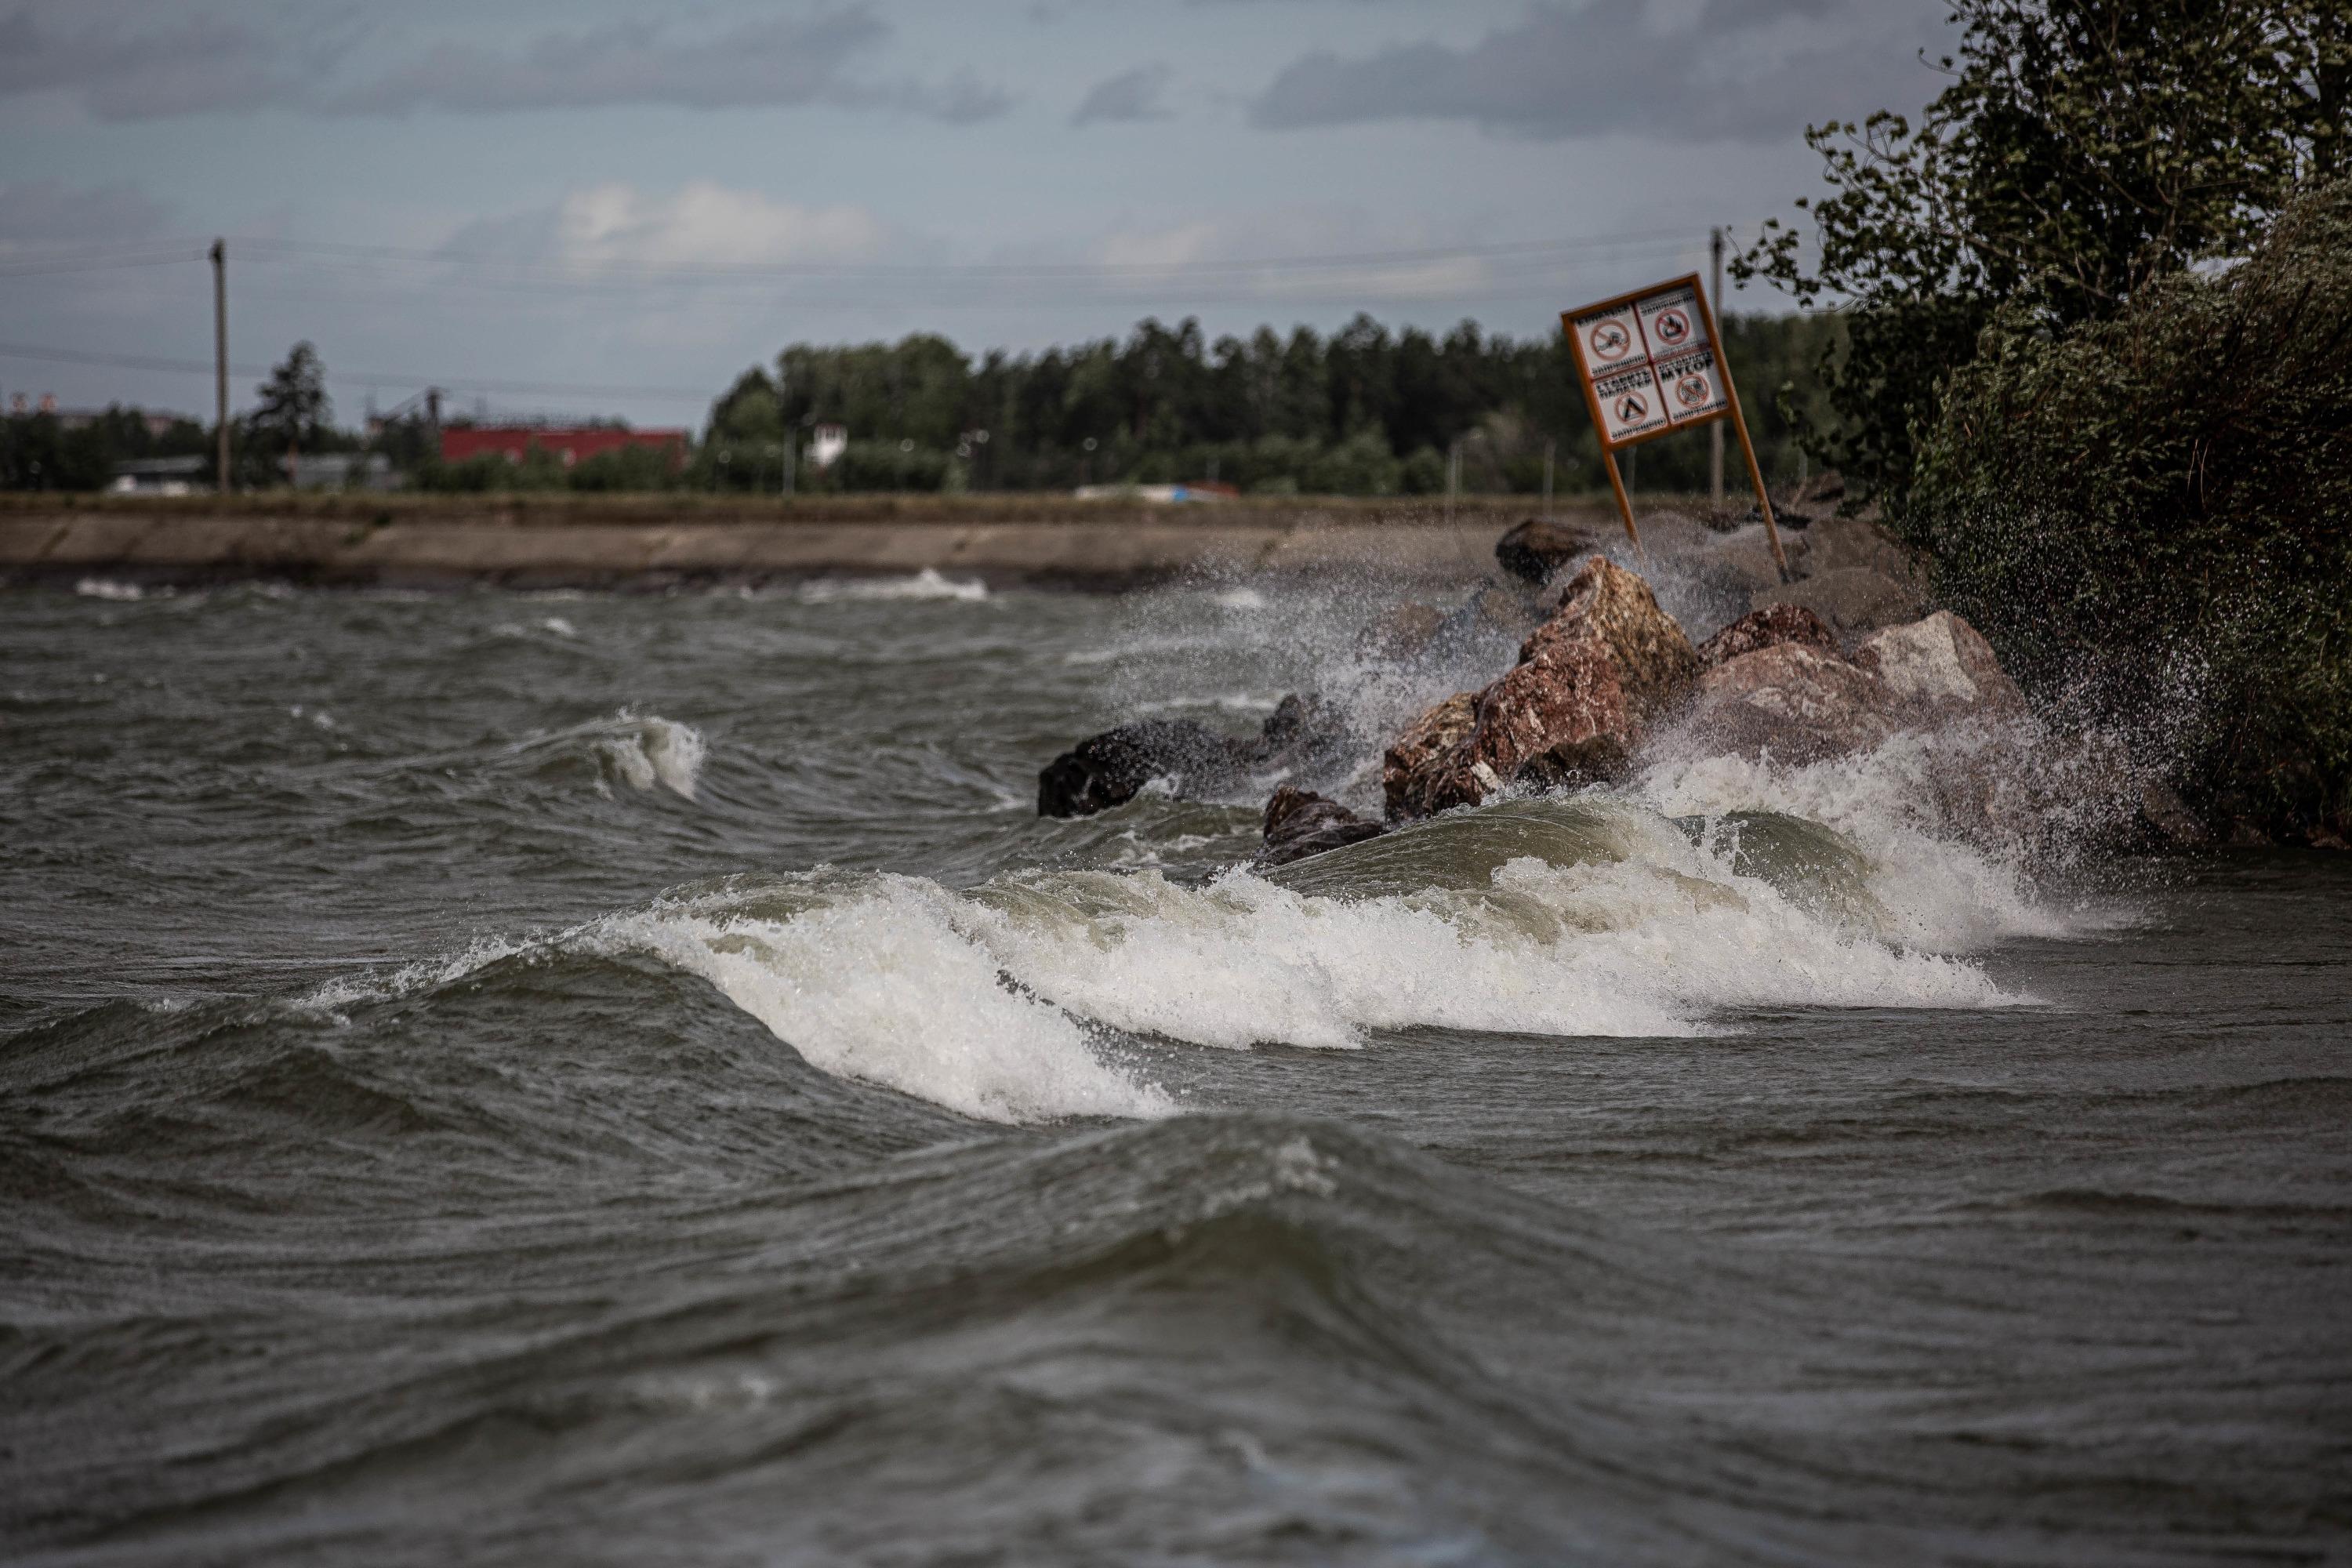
[1037,692,1354,818]
[1037,719,1242,817]
[1493,517,1598,585]
[1255,785,1388,868]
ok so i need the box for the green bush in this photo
[1907,179,2352,840]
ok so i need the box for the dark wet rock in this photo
[1039,691,1355,818]
[1385,557,1700,818]
[1494,517,1598,585]
[1696,604,1840,669]
[1038,719,1244,817]
[1255,785,1388,868]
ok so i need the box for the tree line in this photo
[3,312,1844,498]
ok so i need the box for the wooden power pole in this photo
[211,239,229,494]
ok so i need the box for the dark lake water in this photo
[4,572,2347,1565]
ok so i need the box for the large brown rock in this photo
[1382,691,1479,819]
[1673,642,1900,765]
[1853,611,2028,722]
[1384,557,1699,818]
[1696,604,1840,668]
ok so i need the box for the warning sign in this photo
[1656,346,1727,425]
[1557,268,1791,578]
[1593,365,1669,445]
[1563,274,1733,451]
[1576,303,1644,368]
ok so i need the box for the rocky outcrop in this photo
[1384,557,1700,818]
[1255,786,1388,868]
[1696,604,1840,668]
[1494,517,1597,585]
[1038,692,1352,817]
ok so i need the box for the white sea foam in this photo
[948,826,2013,1054]
[584,883,1172,1124]
[1627,739,2114,949]
[1213,586,1269,611]
[74,577,144,601]
[796,568,987,604]
[593,713,706,800]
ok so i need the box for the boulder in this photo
[1384,557,1700,818]
[1522,554,1703,720]
[1255,785,1388,868]
[1381,691,1479,818]
[1494,517,1596,584]
[1038,719,1244,817]
[1853,610,2027,722]
[1696,604,1840,668]
[1751,565,1923,636]
[1671,641,1900,766]
[1039,691,1354,817]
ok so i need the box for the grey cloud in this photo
[0,179,174,247]
[0,3,304,120]
[1248,0,1894,143]
[1071,64,1172,125]
[333,8,1010,121]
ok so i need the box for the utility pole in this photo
[1709,227,1726,509]
[211,238,229,493]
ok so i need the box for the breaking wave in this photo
[305,793,2045,1125]
[796,568,988,604]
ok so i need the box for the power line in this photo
[0,341,714,403]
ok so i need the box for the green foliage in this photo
[1908,178,2352,838]
[717,311,1832,495]
[1740,0,2350,510]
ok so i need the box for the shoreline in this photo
[0,494,1615,590]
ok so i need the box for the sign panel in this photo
[1655,345,1727,425]
[1563,274,1732,451]
[1593,365,1670,445]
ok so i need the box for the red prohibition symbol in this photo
[1676,373,1711,408]
[1652,308,1691,347]
[1616,393,1650,423]
[1590,320,1633,361]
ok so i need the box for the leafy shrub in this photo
[1907,180,2352,840]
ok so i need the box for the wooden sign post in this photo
[1562,273,1789,581]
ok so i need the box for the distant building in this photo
[441,425,688,470]
[108,456,208,495]
[285,452,401,492]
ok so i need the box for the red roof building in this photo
[441,426,688,469]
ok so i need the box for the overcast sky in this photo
[0,0,1951,426]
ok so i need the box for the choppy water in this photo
[4,572,2348,1564]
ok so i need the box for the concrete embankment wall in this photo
[0,496,1607,590]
